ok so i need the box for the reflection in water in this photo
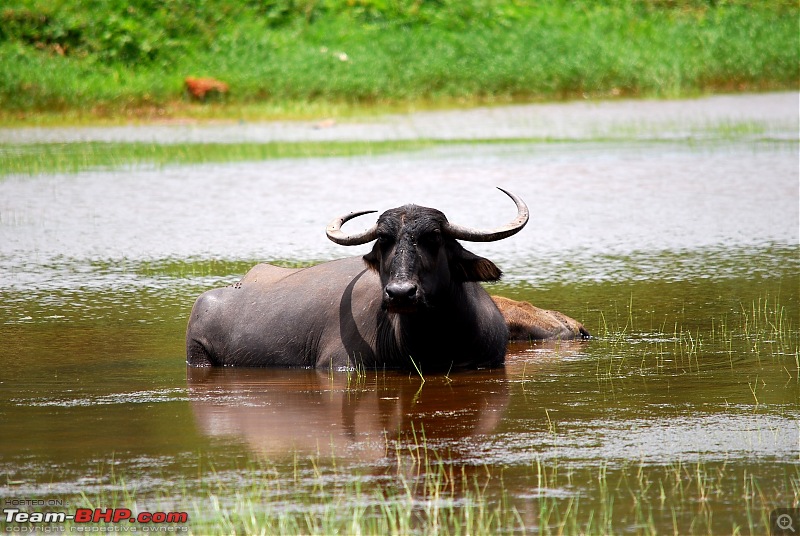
[187,367,509,461]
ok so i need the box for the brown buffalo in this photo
[491,295,590,341]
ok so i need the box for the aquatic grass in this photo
[591,291,798,385]
[595,293,798,355]
[739,295,796,348]
[3,381,797,535]
[180,444,525,535]
[82,448,784,534]
[3,136,797,178]
[343,356,370,387]
[0,138,552,177]
[0,139,443,177]
[408,355,426,385]
[134,258,266,279]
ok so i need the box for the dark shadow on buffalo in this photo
[338,267,378,368]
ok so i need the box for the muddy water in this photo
[0,94,798,533]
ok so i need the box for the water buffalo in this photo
[491,295,590,341]
[186,188,528,372]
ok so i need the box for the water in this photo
[1,91,796,144]
[0,93,798,534]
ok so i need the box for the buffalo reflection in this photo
[187,366,510,461]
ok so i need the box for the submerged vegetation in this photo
[2,136,796,177]
[0,139,440,176]
[10,447,797,535]
[0,0,797,123]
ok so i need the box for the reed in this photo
[5,438,795,535]
[591,292,798,387]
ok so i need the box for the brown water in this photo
[0,95,798,534]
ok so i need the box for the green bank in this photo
[1,0,797,124]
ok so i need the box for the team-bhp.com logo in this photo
[4,507,188,530]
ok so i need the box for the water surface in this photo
[0,93,798,534]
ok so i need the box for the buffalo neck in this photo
[377,282,493,372]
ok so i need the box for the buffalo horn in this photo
[326,210,378,246]
[444,188,529,242]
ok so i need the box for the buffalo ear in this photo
[363,246,380,272]
[452,247,502,282]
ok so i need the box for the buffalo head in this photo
[326,188,529,313]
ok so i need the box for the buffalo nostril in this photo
[385,281,418,301]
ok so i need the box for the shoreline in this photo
[2,91,797,145]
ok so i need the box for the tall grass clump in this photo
[591,291,798,380]
[0,0,797,122]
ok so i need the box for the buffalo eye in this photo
[419,230,442,249]
[377,233,395,247]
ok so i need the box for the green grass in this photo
[0,0,797,124]
[3,137,796,177]
[591,292,799,371]
[0,139,441,175]
[4,447,795,535]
